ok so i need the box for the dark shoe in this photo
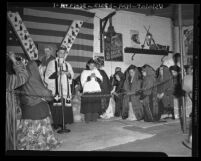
[52,124,59,130]
[155,119,167,123]
[115,112,120,117]
[65,129,71,133]
[57,128,71,133]
[122,115,128,120]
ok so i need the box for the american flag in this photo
[7,7,95,78]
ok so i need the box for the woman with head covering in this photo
[141,64,160,122]
[169,65,183,119]
[17,60,62,150]
[156,65,174,119]
[112,70,125,117]
[122,65,144,120]
[95,57,112,116]
[80,59,103,123]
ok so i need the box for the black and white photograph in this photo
[5,2,199,157]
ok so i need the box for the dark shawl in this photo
[141,65,159,121]
[19,61,52,120]
[124,65,141,92]
[20,61,52,107]
[99,69,112,94]
[41,55,55,67]
[169,65,183,97]
[141,65,156,96]
[123,67,143,120]
[156,65,174,110]
[157,65,174,95]
[114,71,125,93]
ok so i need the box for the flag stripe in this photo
[23,15,94,29]
[66,56,91,63]
[36,41,93,52]
[24,8,94,25]
[7,46,93,58]
[30,34,93,47]
[67,61,86,69]
[27,28,93,41]
[7,7,94,76]
[24,21,93,36]
[7,41,93,52]
[27,7,95,18]
[73,67,85,74]
[74,73,80,79]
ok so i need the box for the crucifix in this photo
[141,25,158,49]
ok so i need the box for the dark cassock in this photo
[44,57,74,129]
[98,69,112,115]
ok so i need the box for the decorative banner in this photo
[7,11,38,60]
[183,26,193,65]
[104,33,123,61]
[60,20,83,59]
[130,30,141,48]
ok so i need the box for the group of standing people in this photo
[6,47,191,151]
[104,53,187,123]
[6,51,61,151]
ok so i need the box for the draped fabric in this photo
[156,65,174,115]
[157,66,174,95]
[122,66,144,120]
[6,62,29,150]
[20,61,52,107]
[141,65,160,122]
[99,69,112,114]
[113,71,125,117]
[7,7,95,78]
[17,117,61,150]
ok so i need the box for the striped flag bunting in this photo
[7,7,95,78]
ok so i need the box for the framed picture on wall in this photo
[104,33,123,61]
[130,30,141,48]
[37,43,57,61]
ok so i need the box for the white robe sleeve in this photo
[81,70,88,87]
